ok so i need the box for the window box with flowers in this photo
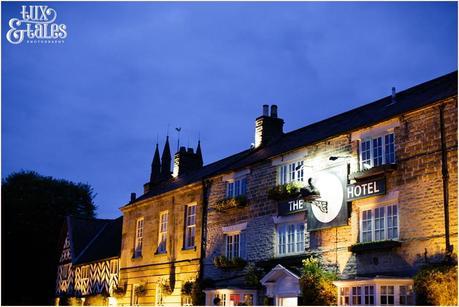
[212,195,248,212]
[213,255,247,270]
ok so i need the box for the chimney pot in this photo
[187,148,194,153]
[130,192,136,202]
[271,105,278,118]
[262,105,269,116]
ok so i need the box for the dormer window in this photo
[360,133,395,170]
[278,161,304,185]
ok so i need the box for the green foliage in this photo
[2,170,97,305]
[191,278,213,305]
[213,195,248,212]
[244,264,264,288]
[181,280,194,296]
[414,263,458,306]
[213,255,247,269]
[267,182,302,201]
[135,284,147,297]
[299,258,337,305]
[113,283,127,298]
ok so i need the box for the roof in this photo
[129,71,457,205]
[67,216,123,265]
[128,148,252,204]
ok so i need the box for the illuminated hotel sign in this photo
[346,179,386,201]
[277,166,349,231]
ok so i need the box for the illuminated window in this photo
[360,133,395,170]
[340,287,350,305]
[226,233,240,260]
[81,266,89,279]
[110,260,118,274]
[277,222,305,256]
[399,285,414,305]
[279,161,304,185]
[158,211,168,253]
[134,218,144,258]
[360,205,398,242]
[226,177,247,198]
[229,294,240,306]
[380,286,394,305]
[184,204,196,249]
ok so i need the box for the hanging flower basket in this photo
[181,281,194,296]
[135,284,147,297]
[213,196,248,212]
[213,255,247,270]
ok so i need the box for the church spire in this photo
[150,143,161,185]
[196,140,203,167]
[160,136,172,180]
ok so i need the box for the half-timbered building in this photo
[55,216,123,305]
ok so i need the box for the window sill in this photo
[350,164,397,181]
[182,246,197,252]
[349,240,401,253]
[132,255,143,260]
[154,251,167,255]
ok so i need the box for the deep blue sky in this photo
[2,1,457,218]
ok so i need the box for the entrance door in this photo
[277,296,298,306]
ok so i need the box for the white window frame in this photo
[276,222,305,257]
[134,217,144,258]
[225,232,240,260]
[278,160,304,185]
[184,204,196,249]
[360,132,396,170]
[225,177,247,198]
[157,211,168,254]
[335,281,414,306]
[359,204,399,243]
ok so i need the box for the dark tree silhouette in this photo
[2,171,97,305]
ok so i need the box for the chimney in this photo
[391,87,397,103]
[173,144,203,177]
[130,192,136,203]
[254,104,284,148]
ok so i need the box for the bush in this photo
[182,281,194,296]
[414,263,457,305]
[299,258,337,305]
[244,264,264,288]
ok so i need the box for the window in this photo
[226,177,247,198]
[226,233,240,260]
[277,222,305,256]
[158,211,168,253]
[399,286,414,305]
[110,260,118,274]
[360,205,398,242]
[364,286,375,305]
[351,287,362,305]
[380,286,395,305]
[81,266,89,279]
[229,294,240,306]
[184,204,196,249]
[134,218,144,257]
[340,287,350,305]
[360,133,395,170]
[279,161,304,185]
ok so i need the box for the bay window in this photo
[360,204,398,242]
[335,282,413,306]
[360,133,395,170]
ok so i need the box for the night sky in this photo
[2,1,457,219]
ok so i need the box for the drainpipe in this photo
[199,179,211,280]
[439,104,452,256]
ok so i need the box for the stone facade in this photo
[118,183,203,306]
[202,96,457,304]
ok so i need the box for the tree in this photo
[2,171,97,305]
[299,257,337,305]
[414,261,458,305]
